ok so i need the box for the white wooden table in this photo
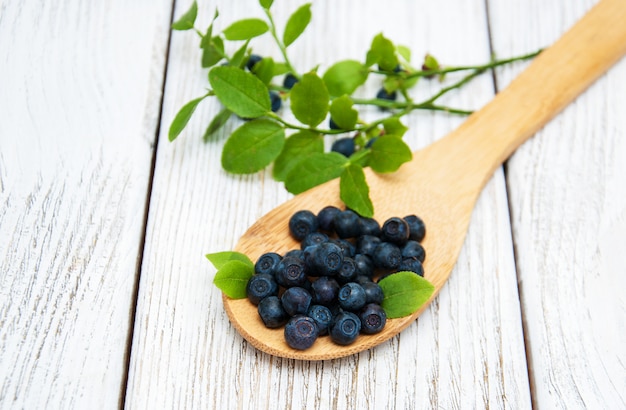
[1,0,625,408]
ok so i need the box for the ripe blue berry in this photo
[283,73,298,89]
[310,276,340,306]
[305,241,344,276]
[330,311,361,345]
[361,281,384,304]
[401,240,425,262]
[358,217,381,237]
[356,235,381,257]
[398,257,424,277]
[373,242,402,269]
[281,287,313,316]
[333,209,361,238]
[381,216,410,245]
[246,54,262,70]
[301,232,329,249]
[270,91,282,112]
[359,303,387,334]
[275,256,308,288]
[317,205,341,232]
[404,214,426,242]
[307,305,333,335]
[333,238,356,258]
[258,296,288,328]
[246,273,279,305]
[354,254,375,278]
[336,257,357,284]
[331,137,355,157]
[376,88,397,101]
[254,252,282,276]
[284,315,319,350]
[289,209,319,241]
[338,282,367,312]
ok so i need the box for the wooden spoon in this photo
[224,0,626,360]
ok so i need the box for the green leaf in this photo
[221,119,285,174]
[366,33,398,71]
[202,37,225,68]
[251,57,275,85]
[206,251,253,269]
[213,260,254,299]
[209,66,270,118]
[379,271,435,318]
[223,18,269,41]
[397,45,411,62]
[259,0,273,9]
[340,163,373,217]
[382,118,408,137]
[200,9,220,47]
[323,60,369,97]
[273,130,323,181]
[203,108,232,141]
[168,95,207,141]
[172,1,198,30]
[230,40,251,68]
[369,136,412,173]
[273,63,290,76]
[285,152,347,194]
[329,95,358,130]
[283,3,312,47]
[289,72,329,127]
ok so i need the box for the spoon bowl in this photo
[224,0,626,360]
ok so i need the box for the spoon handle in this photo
[434,0,626,190]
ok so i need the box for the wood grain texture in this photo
[489,0,626,408]
[0,0,171,408]
[125,0,530,408]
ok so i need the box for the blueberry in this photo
[372,242,402,269]
[310,276,340,306]
[254,252,282,276]
[404,214,426,242]
[336,257,357,284]
[246,54,262,70]
[246,273,279,305]
[358,217,381,237]
[305,241,344,276]
[307,305,333,335]
[398,257,424,277]
[333,209,361,239]
[284,315,319,350]
[354,254,375,278]
[330,137,355,157]
[289,210,319,241]
[380,216,410,245]
[354,274,374,285]
[401,240,425,262]
[376,88,397,101]
[361,281,384,304]
[330,311,361,345]
[284,249,304,259]
[283,73,298,89]
[332,238,356,258]
[270,91,282,112]
[329,117,341,130]
[317,205,341,232]
[281,286,313,316]
[258,296,288,328]
[338,282,367,312]
[359,303,387,334]
[301,232,329,249]
[275,255,309,288]
[356,235,381,257]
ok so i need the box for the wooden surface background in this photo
[1,0,624,409]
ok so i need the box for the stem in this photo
[263,8,299,77]
[265,113,344,135]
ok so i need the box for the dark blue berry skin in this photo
[356,235,381,257]
[398,257,424,277]
[270,91,282,112]
[301,232,329,249]
[354,254,375,278]
[361,281,384,304]
[373,242,402,269]
[246,273,279,305]
[333,209,361,239]
[331,137,355,157]
[401,240,425,262]
[284,315,319,350]
[338,282,367,312]
[336,257,357,284]
[330,311,361,345]
[317,205,341,232]
[404,214,426,242]
[283,73,298,89]
[275,256,309,288]
[258,296,288,328]
[289,210,319,241]
[254,252,282,277]
[307,305,333,335]
[246,54,262,70]
[329,117,341,130]
[359,303,387,334]
[358,217,381,237]
[380,217,410,245]
[333,238,356,258]
[306,241,344,276]
[284,249,304,259]
[310,276,340,306]
[281,287,313,316]
[376,88,397,101]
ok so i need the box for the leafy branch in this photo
[169,0,541,217]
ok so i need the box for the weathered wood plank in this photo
[126,0,530,408]
[489,0,626,408]
[0,0,172,408]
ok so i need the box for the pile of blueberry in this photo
[246,206,426,350]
